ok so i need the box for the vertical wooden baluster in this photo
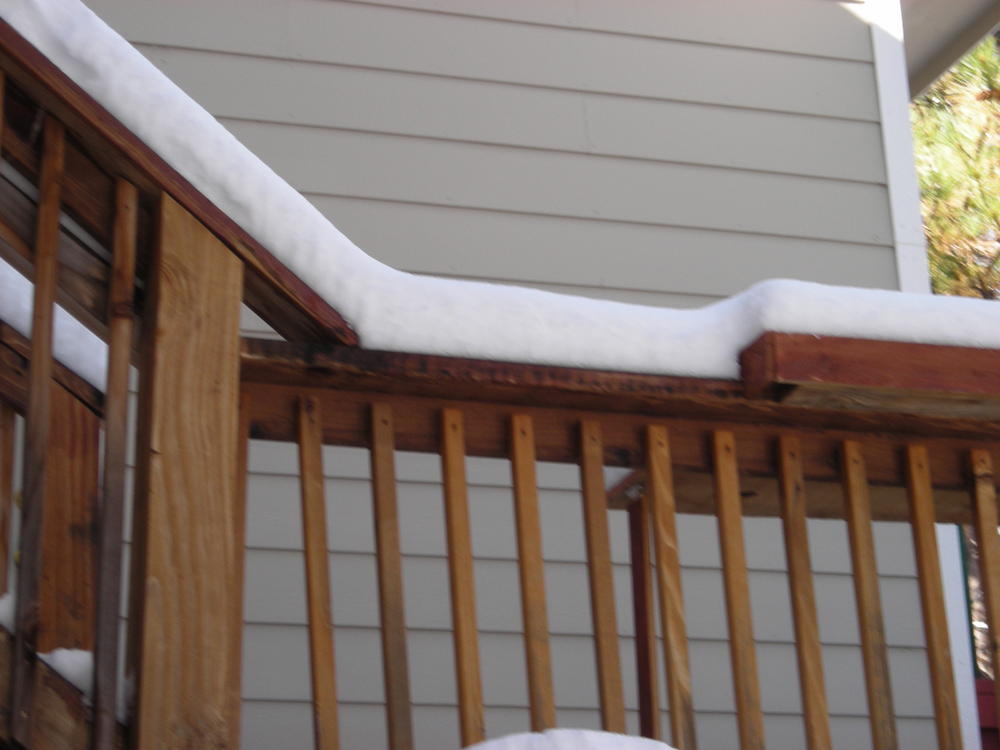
[905,445,961,750]
[841,440,898,750]
[11,116,63,745]
[629,491,659,740]
[646,425,697,750]
[777,437,832,750]
[370,403,414,750]
[510,414,556,730]
[93,177,138,750]
[441,408,485,746]
[971,450,1000,734]
[0,75,12,599]
[299,396,340,750]
[0,403,13,597]
[714,430,765,750]
[579,420,626,732]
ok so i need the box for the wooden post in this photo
[129,193,244,750]
[905,445,961,750]
[93,177,138,750]
[841,441,898,750]
[298,396,340,750]
[628,493,659,741]
[11,116,64,746]
[440,408,485,746]
[0,402,13,597]
[971,450,1000,735]
[370,403,414,750]
[510,414,556,731]
[37,382,99,653]
[714,430,765,750]
[646,425,697,750]
[777,436,832,750]
[579,420,626,732]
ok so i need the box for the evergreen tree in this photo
[912,34,1000,299]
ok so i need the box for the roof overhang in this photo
[903,0,1000,96]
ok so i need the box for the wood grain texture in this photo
[0,169,113,348]
[37,381,99,653]
[440,408,485,746]
[510,414,556,731]
[0,402,13,597]
[229,388,250,746]
[742,332,1000,418]
[370,402,414,750]
[841,440,898,750]
[744,332,1000,398]
[11,115,63,745]
[905,445,961,750]
[0,626,126,749]
[93,177,138,750]
[714,430,764,750]
[129,194,244,750]
[578,420,626,732]
[646,425,697,750]
[0,19,357,345]
[0,324,103,416]
[628,493,659,741]
[777,436,832,750]
[298,396,340,750]
[971,450,1000,735]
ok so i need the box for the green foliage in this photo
[912,35,1000,299]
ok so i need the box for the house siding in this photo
[82,1,937,748]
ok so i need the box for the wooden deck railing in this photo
[237,344,1000,750]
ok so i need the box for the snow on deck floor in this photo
[468,730,675,750]
[4,0,1000,384]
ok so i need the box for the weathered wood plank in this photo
[0,324,103,416]
[646,425,697,750]
[38,381,99,653]
[510,414,556,731]
[841,440,898,750]
[628,493,659,741]
[905,445,961,750]
[714,430,765,750]
[242,377,1000,521]
[971,449,1000,736]
[244,337,1000,443]
[229,388,251,747]
[370,402,414,750]
[440,408,485,746]
[742,332,1000,418]
[129,194,243,750]
[298,396,340,750]
[93,177,137,750]
[579,420,626,732]
[0,626,127,749]
[777,436,832,750]
[0,149,114,346]
[0,402,13,597]
[11,115,63,745]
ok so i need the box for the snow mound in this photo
[467,729,675,750]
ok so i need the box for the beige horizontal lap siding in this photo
[217,120,889,245]
[85,0,895,306]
